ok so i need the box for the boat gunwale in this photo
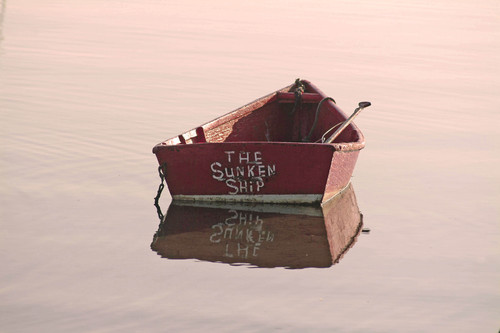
[153,140,365,154]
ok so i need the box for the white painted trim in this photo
[172,200,323,217]
[172,194,323,204]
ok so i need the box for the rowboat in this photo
[153,79,369,204]
[151,183,363,269]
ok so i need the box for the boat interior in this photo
[164,81,363,146]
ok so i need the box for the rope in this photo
[289,78,305,116]
[154,164,166,220]
[303,96,336,142]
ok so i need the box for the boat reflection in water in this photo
[151,184,363,269]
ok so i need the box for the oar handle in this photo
[324,101,371,144]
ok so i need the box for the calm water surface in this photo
[1,0,499,332]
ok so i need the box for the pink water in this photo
[1,0,499,332]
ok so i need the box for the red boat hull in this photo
[154,142,360,203]
[153,80,365,204]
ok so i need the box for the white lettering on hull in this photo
[210,151,276,195]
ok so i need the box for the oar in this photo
[324,101,371,144]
